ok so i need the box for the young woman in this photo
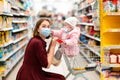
[16,18,65,80]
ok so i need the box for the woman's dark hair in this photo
[33,18,51,37]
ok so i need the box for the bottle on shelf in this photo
[0,48,3,58]
[1,32,5,45]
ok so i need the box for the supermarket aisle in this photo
[5,39,100,80]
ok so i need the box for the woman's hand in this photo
[51,37,57,47]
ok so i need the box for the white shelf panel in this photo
[13,13,29,17]
[0,27,13,31]
[109,64,120,67]
[0,42,27,61]
[104,46,120,50]
[105,29,120,33]
[19,13,29,16]
[3,53,24,77]
[78,23,94,26]
[106,12,120,16]
[13,13,20,16]
[0,13,13,16]
[83,44,100,56]
[12,27,28,33]
[80,32,100,42]
[13,35,27,44]
[0,41,13,47]
[87,13,93,16]
[12,20,28,23]
[79,1,95,11]
[11,6,19,10]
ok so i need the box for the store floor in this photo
[5,39,100,80]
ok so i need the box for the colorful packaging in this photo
[117,55,120,63]
[117,0,120,12]
[110,54,117,64]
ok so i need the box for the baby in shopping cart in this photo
[52,17,80,57]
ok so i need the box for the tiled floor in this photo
[4,39,100,80]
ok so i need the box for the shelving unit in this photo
[77,0,100,73]
[100,0,120,80]
[0,0,33,79]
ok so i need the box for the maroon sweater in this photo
[16,36,65,80]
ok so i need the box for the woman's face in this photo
[38,20,51,38]
[39,20,50,29]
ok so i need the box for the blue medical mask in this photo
[41,28,51,37]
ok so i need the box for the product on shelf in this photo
[0,48,3,58]
[110,54,117,64]
[104,48,120,65]
[94,31,100,38]
[2,16,7,28]
[103,0,120,13]
[118,55,120,63]
[102,67,120,80]
[0,0,11,13]
[0,32,2,45]
[0,16,2,29]
[117,0,120,12]
[88,26,95,36]
[88,39,96,46]
[1,32,5,45]
[6,17,12,28]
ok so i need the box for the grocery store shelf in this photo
[0,12,13,16]
[12,27,28,33]
[104,29,120,33]
[13,35,27,44]
[11,6,19,10]
[80,49,93,63]
[0,27,13,31]
[0,41,13,47]
[13,13,29,17]
[83,44,100,56]
[79,1,95,11]
[105,12,120,16]
[78,23,94,26]
[80,32,100,42]
[19,13,29,17]
[2,53,24,77]
[104,46,120,49]
[0,42,27,61]
[109,64,120,67]
[12,20,28,23]
[13,13,20,16]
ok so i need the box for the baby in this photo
[52,17,80,57]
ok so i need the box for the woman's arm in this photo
[47,38,57,68]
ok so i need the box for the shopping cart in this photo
[63,53,99,80]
